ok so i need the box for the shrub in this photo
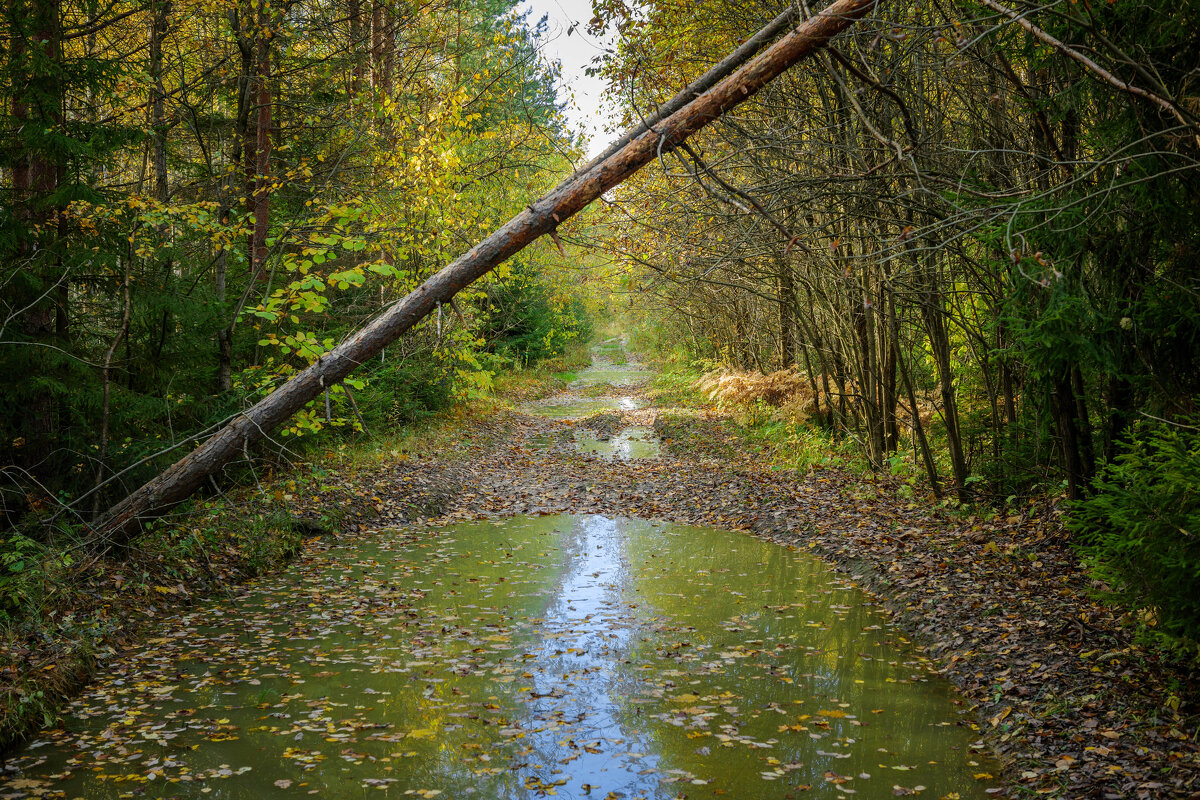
[1070,420,1200,648]
[476,264,590,367]
[361,352,458,428]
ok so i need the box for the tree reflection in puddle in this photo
[2,515,1002,799]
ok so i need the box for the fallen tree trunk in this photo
[567,4,803,181]
[96,0,878,547]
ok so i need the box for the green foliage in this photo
[740,417,861,473]
[627,318,705,368]
[1070,420,1200,648]
[477,262,591,367]
[360,351,459,428]
[0,533,54,619]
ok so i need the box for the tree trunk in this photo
[1071,364,1095,481]
[218,2,262,388]
[92,256,133,518]
[149,0,171,204]
[918,257,970,501]
[381,4,394,94]
[250,2,272,278]
[10,0,63,473]
[370,1,382,92]
[95,0,877,547]
[349,0,363,97]
[777,254,795,369]
[1053,373,1086,501]
[881,284,899,453]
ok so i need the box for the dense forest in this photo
[1,0,589,523]
[1,0,1199,777]
[595,0,1200,642]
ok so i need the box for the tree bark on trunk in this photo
[881,284,899,453]
[776,254,795,369]
[370,1,382,92]
[250,2,272,279]
[92,255,133,518]
[1071,364,1095,481]
[220,5,255,389]
[1053,373,1086,501]
[95,0,877,547]
[349,0,363,97]
[150,0,171,204]
[918,258,970,501]
[10,0,63,473]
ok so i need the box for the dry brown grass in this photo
[695,367,939,434]
[695,367,817,422]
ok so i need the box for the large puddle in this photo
[570,367,654,388]
[576,426,660,459]
[569,338,653,389]
[523,338,658,460]
[524,338,647,422]
[3,515,1000,799]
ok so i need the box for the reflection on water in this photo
[570,367,653,388]
[520,516,661,797]
[576,426,660,459]
[525,398,623,418]
[2,516,1002,799]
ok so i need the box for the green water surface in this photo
[575,427,660,459]
[3,516,1001,799]
[525,398,626,419]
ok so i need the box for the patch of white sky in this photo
[516,0,623,158]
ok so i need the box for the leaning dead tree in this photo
[96,0,878,546]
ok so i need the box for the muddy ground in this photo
[335,377,1199,800]
[5,360,1198,798]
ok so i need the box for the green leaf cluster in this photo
[1071,420,1200,649]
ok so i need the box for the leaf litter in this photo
[2,340,1197,799]
[0,513,998,799]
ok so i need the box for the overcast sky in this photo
[518,0,622,158]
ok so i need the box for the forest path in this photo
[2,340,1195,799]
[405,336,1198,799]
[1,337,1007,800]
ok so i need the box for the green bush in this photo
[360,352,458,428]
[477,264,590,367]
[1070,420,1200,647]
[0,533,48,618]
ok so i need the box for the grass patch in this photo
[737,416,867,473]
[646,365,712,409]
[492,369,568,402]
[490,339,593,403]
